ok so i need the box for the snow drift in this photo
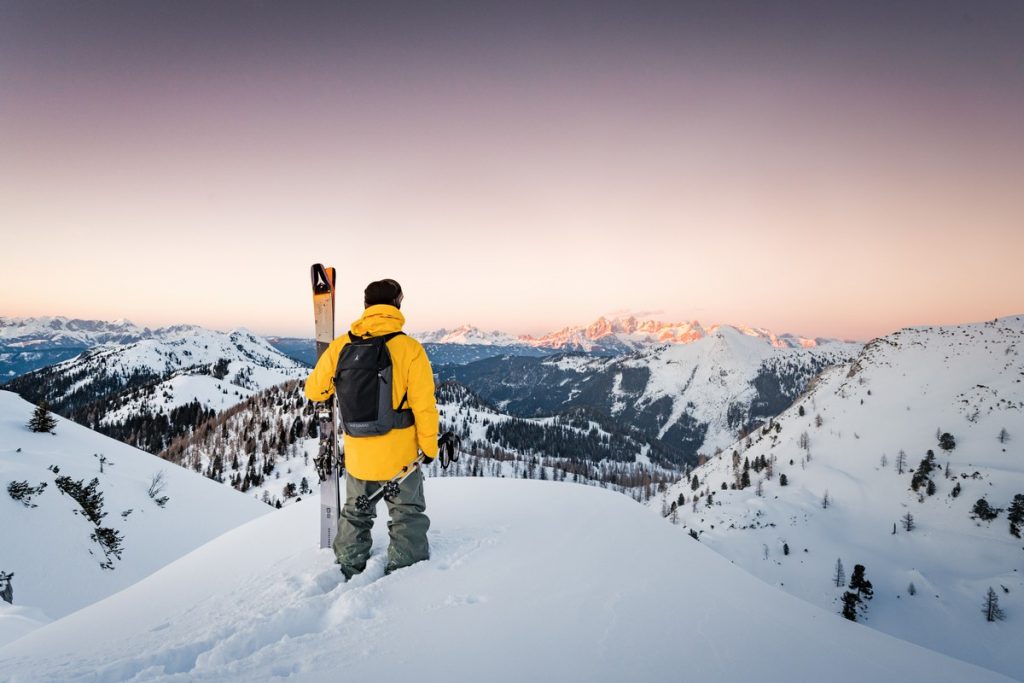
[0,478,1010,682]
[0,391,269,646]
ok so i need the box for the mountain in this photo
[658,315,1024,680]
[417,324,524,346]
[159,380,677,508]
[0,316,169,379]
[416,325,556,365]
[4,328,307,454]
[441,327,860,466]
[519,316,834,354]
[264,336,316,367]
[0,390,269,647]
[0,479,1010,683]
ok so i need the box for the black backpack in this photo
[335,331,415,437]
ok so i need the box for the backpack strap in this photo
[346,330,404,342]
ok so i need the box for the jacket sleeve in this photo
[406,342,440,458]
[304,337,346,402]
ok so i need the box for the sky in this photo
[1,0,1022,340]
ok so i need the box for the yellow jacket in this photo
[304,304,439,481]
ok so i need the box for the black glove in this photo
[436,431,460,468]
[438,430,457,449]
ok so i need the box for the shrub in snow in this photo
[972,498,1001,522]
[7,480,47,507]
[148,471,170,508]
[54,476,106,525]
[938,432,956,452]
[91,527,124,570]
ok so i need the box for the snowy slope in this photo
[659,315,1024,679]
[443,327,859,465]
[0,478,1011,683]
[0,391,269,646]
[5,328,307,453]
[159,380,676,510]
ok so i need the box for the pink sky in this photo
[2,2,1022,340]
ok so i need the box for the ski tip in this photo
[311,264,335,294]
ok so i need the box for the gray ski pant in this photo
[334,468,430,578]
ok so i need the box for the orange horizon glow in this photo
[2,2,1022,341]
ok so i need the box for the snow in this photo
[32,327,306,427]
[0,478,1010,682]
[414,325,523,346]
[657,315,1024,679]
[520,315,847,353]
[624,326,858,452]
[0,391,269,646]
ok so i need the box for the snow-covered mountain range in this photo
[519,316,832,353]
[417,324,525,346]
[416,316,840,352]
[0,478,1011,683]
[0,316,161,347]
[413,316,849,365]
[657,315,1024,679]
[0,316,197,379]
[0,391,268,647]
[442,326,861,466]
[2,314,848,379]
[4,327,307,454]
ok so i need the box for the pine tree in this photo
[0,571,13,605]
[983,587,1006,622]
[833,558,846,587]
[27,401,57,433]
[1007,494,1024,538]
[849,564,874,601]
[821,490,831,509]
[841,591,860,621]
[779,474,788,486]
[845,564,874,620]
[896,449,907,475]
[901,512,915,532]
[998,428,1010,444]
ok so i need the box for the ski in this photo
[311,263,342,550]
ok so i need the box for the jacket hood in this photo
[350,304,405,338]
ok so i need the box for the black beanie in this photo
[364,279,403,308]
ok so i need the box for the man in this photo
[304,278,439,578]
